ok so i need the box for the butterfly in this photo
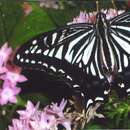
[13,10,130,109]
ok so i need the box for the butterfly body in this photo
[14,10,130,109]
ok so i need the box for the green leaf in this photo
[85,122,102,130]
[10,2,55,48]
[20,93,50,106]
[0,0,23,45]
[0,116,7,130]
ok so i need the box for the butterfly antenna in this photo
[96,0,99,12]
[111,0,117,10]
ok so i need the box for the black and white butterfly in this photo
[13,10,130,109]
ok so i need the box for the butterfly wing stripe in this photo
[72,31,95,64]
[51,33,57,45]
[72,32,95,65]
[48,48,55,57]
[91,59,99,76]
[105,33,116,69]
[110,11,130,24]
[95,43,104,79]
[109,33,126,72]
[55,45,64,59]
[64,30,94,63]
[111,33,130,55]
[58,29,86,43]
[113,44,122,72]
[82,36,96,65]
[123,54,129,67]
[90,63,96,76]
[107,34,120,71]
[111,26,130,34]
[59,30,94,59]
[112,27,130,42]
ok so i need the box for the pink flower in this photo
[68,11,96,24]
[17,101,40,120]
[68,9,124,24]
[8,119,30,130]
[0,43,27,105]
[30,112,57,130]
[0,71,27,85]
[0,43,12,67]
[47,98,67,118]
[0,81,21,105]
[45,99,71,130]
[9,100,71,130]
[0,66,7,74]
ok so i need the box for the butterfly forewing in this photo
[108,11,130,72]
[14,23,97,73]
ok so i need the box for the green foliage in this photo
[104,94,130,129]
[10,2,55,48]
[0,0,23,45]
[20,93,50,106]
[84,122,103,129]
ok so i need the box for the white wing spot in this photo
[38,61,42,64]
[104,90,110,95]
[86,99,93,108]
[36,49,42,54]
[67,75,72,81]
[43,49,49,55]
[81,92,84,97]
[32,40,37,45]
[95,97,104,101]
[118,83,125,88]
[20,58,24,62]
[58,69,65,73]
[31,60,35,64]
[50,66,56,72]
[79,63,82,68]
[73,84,79,88]
[25,50,29,54]
[25,59,29,63]
[16,54,20,60]
[43,63,48,68]
[126,88,130,93]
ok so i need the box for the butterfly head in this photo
[96,12,106,19]
[96,12,107,26]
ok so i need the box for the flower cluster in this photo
[68,9,124,24]
[9,99,71,130]
[0,43,27,105]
